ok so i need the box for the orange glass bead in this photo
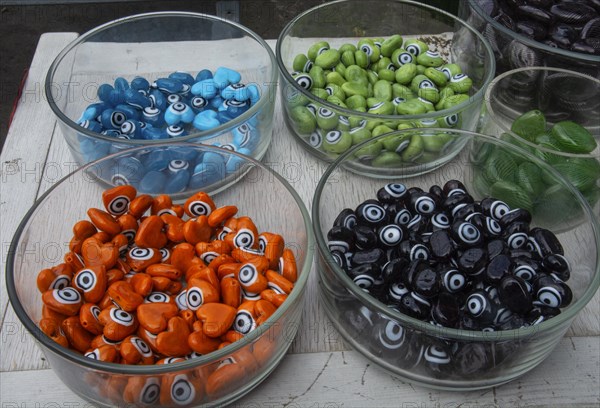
[64,251,85,272]
[137,302,179,334]
[36,263,73,293]
[39,317,69,348]
[279,248,298,283]
[79,303,104,335]
[102,185,136,216]
[106,268,125,286]
[42,287,82,316]
[255,299,277,325]
[259,232,285,270]
[116,214,138,244]
[125,246,162,272]
[224,216,259,249]
[220,277,241,309]
[81,237,119,269]
[73,265,107,304]
[161,213,185,243]
[151,194,173,215]
[195,240,232,264]
[42,304,68,326]
[236,263,268,294]
[146,263,182,280]
[170,243,202,274]
[179,309,196,330]
[185,265,220,292]
[135,215,167,249]
[98,307,138,342]
[84,344,120,362]
[128,194,154,219]
[186,277,220,310]
[266,269,294,294]
[87,208,121,236]
[196,303,236,338]
[107,281,143,312]
[217,262,241,281]
[260,289,287,307]
[207,205,238,227]
[184,191,216,218]
[61,316,94,353]
[160,373,203,407]
[205,358,246,398]
[155,316,192,357]
[128,272,153,297]
[120,335,155,365]
[188,320,221,355]
[232,301,258,335]
[123,377,160,405]
[182,215,212,245]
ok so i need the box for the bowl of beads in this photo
[6,143,313,407]
[313,129,600,390]
[458,0,600,78]
[479,67,600,229]
[276,0,496,176]
[45,12,277,170]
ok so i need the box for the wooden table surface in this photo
[0,33,599,407]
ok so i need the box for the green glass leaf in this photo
[490,180,533,212]
[511,110,546,142]
[550,121,597,154]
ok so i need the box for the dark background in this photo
[0,0,459,153]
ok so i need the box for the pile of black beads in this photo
[327,180,574,376]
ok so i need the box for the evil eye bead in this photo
[168,159,189,173]
[378,319,407,350]
[169,375,196,406]
[53,287,82,304]
[377,183,408,204]
[392,49,414,67]
[165,102,195,126]
[142,106,165,128]
[412,193,436,215]
[238,264,259,286]
[185,287,204,310]
[154,78,184,94]
[441,268,466,293]
[233,310,257,334]
[388,282,410,301]
[145,292,170,303]
[410,243,430,261]
[507,232,528,249]
[190,96,208,112]
[465,290,494,323]
[377,224,404,247]
[308,131,323,148]
[129,247,155,261]
[187,200,212,217]
[137,378,160,405]
[175,290,187,310]
[120,120,143,139]
[233,228,255,248]
[293,73,313,90]
[333,208,357,230]
[356,200,388,227]
[452,221,482,247]
[482,198,510,221]
[404,39,428,57]
[431,212,451,229]
[484,216,502,236]
[167,93,182,105]
[110,308,135,326]
[167,125,188,138]
[73,269,98,292]
[394,208,412,226]
[100,109,127,129]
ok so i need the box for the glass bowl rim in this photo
[6,142,315,374]
[468,0,600,64]
[44,11,278,145]
[484,66,600,159]
[275,0,497,122]
[312,128,600,342]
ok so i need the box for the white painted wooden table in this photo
[1,33,599,407]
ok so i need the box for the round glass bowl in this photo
[6,144,313,407]
[479,67,600,227]
[276,0,496,176]
[458,0,600,78]
[313,129,600,390]
[45,12,277,168]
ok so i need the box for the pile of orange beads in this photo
[37,185,298,369]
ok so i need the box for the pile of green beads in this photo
[475,110,599,227]
[285,35,475,163]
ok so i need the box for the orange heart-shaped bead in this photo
[155,316,192,357]
[81,238,119,269]
[196,303,236,338]
[135,215,167,249]
[137,302,179,334]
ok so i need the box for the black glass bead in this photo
[423,339,452,375]
[374,316,410,356]
[347,263,381,290]
[393,206,413,226]
[452,343,492,376]
[512,256,540,282]
[542,254,571,282]
[431,292,460,327]
[381,257,409,282]
[353,225,378,250]
[550,23,577,48]
[550,2,597,26]
[398,292,431,320]
[526,304,561,325]
[516,19,549,40]
[528,228,564,257]
[509,248,534,259]
[480,197,511,221]
[330,250,349,270]
[429,230,454,259]
[428,185,444,202]
[487,239,508,259]
[387,281,410,302]
[406,186,424,196]
[412,266,439,298]
[457,247,488,277]
[499,208,532,228]
[502,221,530,239]
[517,5,556,25]
[430,212,451,231]
[333,208,358,230]
[499,275,533,314]
[493,306,514,327]
[533,274,572,308]
[581,17,600,40]
[442,193,474,216]
[458,312,481,330]
[442,179,468,197]
[376,183,408,204]
[485,254,513,285]
[355,199,389,228]
[465,289,496,324]
[507,231,529,249]
[495,11,518,31]
[410,192,438,216]
[400,340,425,369]
[439,267,468,294]
[451,220,483,248]
[526,0,553,9]
[406,242,431,262]
[498,314,526,330]
[455,203,482,220]
[327,226,355,253]
[351,247,387,268]
[403,259,425,287]
[377,224,405,248]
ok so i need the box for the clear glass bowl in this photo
[276,0,496,177]
[45,12,277,169]
[479,67,600,227]
[313,129,600,390]
[458,0,600,78]
[6,143,313,407]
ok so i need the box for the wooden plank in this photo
[0,33,78,324]
[1,337,598,407]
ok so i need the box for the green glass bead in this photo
[326,72,346,87]
[439,87,455,99]
[415,119,439,129]
[442,94,470,110]
[437,113,460,128]
[326,96,347,108]
[448,74,473,93]
[424,67,448,87]
[284,88,311,108]
[381,34,404,57]
[410,74,437,94]
[350,126,372,145]
[311,88,329,100]
[516,162,545,196]
[339,43,357,54]
[550,120,597,153]
[374,80,393,101]
[534,131,552,145]
[354,50,369,68]
[325,83,346,101]
[550,159,600,192]
[357,39,380,63]
[344,65,368,84]
[391,48,414,68]
[404,39,429,57]
[372,38,385,49]
[416,65,427,75]
[441,63,462,80]
[484,151,519,184]
[511,110,546,143]
[322,130,352,153]
[395,63,417,85]
[341,50,356,67]
[381,132,412,153]
[290,106,317,135]
[349,116,366,128]
[401,134,425,161]
[337,115,351,131]
[293,54,313,73]
[372,124,395,138]
[316,107,339,130]
[333,63,347,77]
[367,70,379,85]
[396,99,428,115]
[397,122,414,130]
[534,141,568,165]
[373,57,391,72]
[418,88,440,103]
[534,184,580,230]
[372,151,404,167]
[417,50,445,67]
[369,101,395,115]
[378,69,396,82]
[418,98,436,112]
[421,132,449,153]
[392,83,414,100]
[490,180,533,212]
[341,82,369,98]
[308,41,330,61]
[354,140,383,160]
[309,66,327,89]
[346,94,367,110]
[292,72,313,91]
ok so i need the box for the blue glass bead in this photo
[189,163,224,189]
[167,159,190,174]
[221,83,249,101]
[195,69,213,82]
[115,104,140,121]
[191,79,218,99]
[166,93,182,105]
[220,143,237,151]
[100,109,127,129]
[107,89,126,106]
[193,110,220,131]
[201,151,227,169]
[179,84,192,98]
[168,146,198,162]
[120,120,144,139]
[143,126,168,140]
[124,88,151,110]
[139,170,167,193]
[217,110,234,124]
[226,148,250,173]
[165,102,195,126]
[97,84,114,102]
[247,84,261,105]
[223,99,250,117]
[102,129,122,138]
[233,122,258,150]
[149,89,167,111]
[169,71,195,86]
[209,96,224,110]
[79,102,109,122]
[154,78,184,94]
[142,106,166,127]
[213,67,241,89]
[78,120,103,133]
[112,156,145,186]
[165,168,191,194]
[167,125,188,138]
[143,149,172,172]
[190,96,208,112]
[131,76,150,92]
[114,77,130,91]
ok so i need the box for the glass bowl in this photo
[45,12,277,170]
[479,66,600,226]
[313,129,600,390]
[458,0,600,78]
[276,0,496,177]
[6,143,313,407]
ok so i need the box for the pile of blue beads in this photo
[79,67,260,141]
